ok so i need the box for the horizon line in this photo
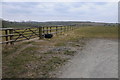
[1,19,118,24]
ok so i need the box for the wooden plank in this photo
[15,36,38,42]
[13,33,39,37]
[13,30,38,33]
[39,27,42,39]
[0,34,14,37]
[51,32,56,34]
[43,28,61,31]
[0,28,13,30]
[13,35,37,40]
[61,26,62,34]
[0,40,15,44]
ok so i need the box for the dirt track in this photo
[58,39,118,78]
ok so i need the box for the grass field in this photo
[2,26,118,78]
[53,26,118,46]
[76,26,118,38]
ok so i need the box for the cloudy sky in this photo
[2,2,118,23]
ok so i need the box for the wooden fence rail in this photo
[0,25,78,44]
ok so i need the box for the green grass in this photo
[44,49,76,56]
[75,26,118,38]
[2,44,25,57]
[3,46,39,78]
[54,26,118,46]
[3,44,69,78]
[44,51,55,54]
[41,56,67,78]
[21,41,35,44]
[20,46,38,54]
[54,42,66,46]
[63,50,76,56]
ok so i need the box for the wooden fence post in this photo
[56,26,58,35]
[5,29,8,44]
[43,27,45,34]
[72,26,74,30]
[61,26,62,34]
[47,27,48,34]
[67,26,69,31]
[69,26,70,30]
[39,27,42,39]
[50,26,51,33]
[9,29,14,45]
[64,26,66,32]
[66,26,67,31]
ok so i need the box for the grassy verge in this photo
[3,47,67,78]
[2,26,118,78]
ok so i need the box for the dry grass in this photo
[2,26,118,78]
[52,26,118,46]
[75,26,118,38]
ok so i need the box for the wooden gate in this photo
[13,28,39,42]
[0,25,78,44]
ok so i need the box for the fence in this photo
[0,25,78,44]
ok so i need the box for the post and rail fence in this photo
[0,25,78,44]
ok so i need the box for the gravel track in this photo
[58,39,118,78]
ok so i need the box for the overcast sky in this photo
[2,2,118,23]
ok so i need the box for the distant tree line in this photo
[1,19,118,28]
